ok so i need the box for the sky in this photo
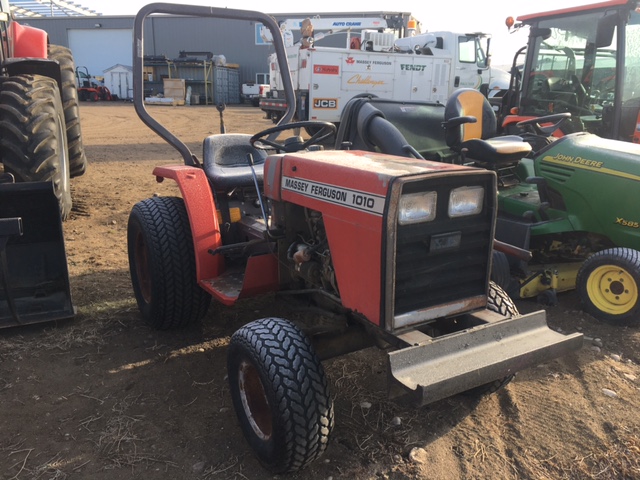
[75,0,592,67]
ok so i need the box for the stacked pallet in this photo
[162,78,185,105]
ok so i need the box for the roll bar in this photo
[133,3,296,166]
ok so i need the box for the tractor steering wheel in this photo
[516,113,571,136]
[250,121,336,152]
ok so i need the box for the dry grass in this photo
[327,352,421,465]
[92,394,179,471]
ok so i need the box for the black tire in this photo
[490,250,511,292]
[90,91,99,102]
[464,282,517,396]
[0,74,72,220]
[576,247,640,326]
[228,318,334,473]
[48,44,88,178]
[127,196,211,329]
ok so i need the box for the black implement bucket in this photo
[0,181,74,328]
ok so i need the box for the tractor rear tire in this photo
[227,317,334,474]
[463,281,517,397]
[48,44,88,178]
[576,247,640,326]
[0,74,72,220]
[127,196,211,329]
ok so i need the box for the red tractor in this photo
[0,0,87,218]
[0,1,81,327]
[75,66,112,101]
[128,4,583,474]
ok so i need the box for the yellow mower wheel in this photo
[577,247,640,326]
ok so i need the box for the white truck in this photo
[260,18,508,124]
[240,82,270,106]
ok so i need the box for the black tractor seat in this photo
[203,133,267,191]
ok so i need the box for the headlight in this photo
[398,191,437,225]
[449,186,484,218]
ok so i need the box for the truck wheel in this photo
[48,44,88,178]
[0,74,72,220]
[576,247,640,326]
[463,281,517,397]
[127,196,211,329]
[227,317,334,473]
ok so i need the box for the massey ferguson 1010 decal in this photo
[282,176,385,215]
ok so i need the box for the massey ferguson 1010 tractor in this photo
[128,4,582,474]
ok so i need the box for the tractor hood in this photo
[539,132,640,179]
[536,132,640,247]
[264,149,478,204]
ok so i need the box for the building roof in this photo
[10,0,99,17]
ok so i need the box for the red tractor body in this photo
[128,4,584,474]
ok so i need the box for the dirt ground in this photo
[1,103,639,480]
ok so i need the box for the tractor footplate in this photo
[388,310,583,405]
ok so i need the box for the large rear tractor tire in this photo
[127,196,211,329]
[576,247,640,326]
[0,74,72,220]
[227,318,334,473]
[48,44,88,178]
[463,281,517,397]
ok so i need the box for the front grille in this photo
[390,173,495,318]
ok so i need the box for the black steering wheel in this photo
[516,113,571,136]
[250,121,336,152]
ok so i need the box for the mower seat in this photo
[203,134,267,191]
[443,89,532,166]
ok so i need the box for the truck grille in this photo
[388,172,495,323]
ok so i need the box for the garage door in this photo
[68,29,133,79]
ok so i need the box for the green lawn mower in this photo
[335,91,640,326]
[494,123,640,325]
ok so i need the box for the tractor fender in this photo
[152,165,223,281]
[9,22,48,58]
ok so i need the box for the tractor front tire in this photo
[0,74,72,220]
[127,196,211,329]
[227,318,334,474]
[576,247,640,326]
[463,281,517,397]
[48,44,88,177]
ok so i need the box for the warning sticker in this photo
[313,64,339,75]
[282,176,385,215]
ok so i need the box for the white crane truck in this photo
[260,17,508,124]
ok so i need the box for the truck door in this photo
[453,35,487,91]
